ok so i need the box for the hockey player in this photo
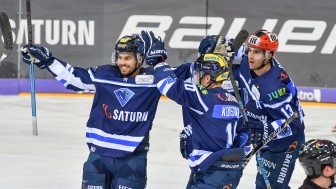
[298,139,336,189]
[238,29,305,189]
[198,30,306,188]
[138,31,251,189]
[20,34,163,189]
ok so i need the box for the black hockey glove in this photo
[198,35,221,55]
[21,44,54,69]
[137,30,167,66]
[248,120,264,145]
[136,30,151,56]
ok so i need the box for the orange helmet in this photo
[247,29,279,56]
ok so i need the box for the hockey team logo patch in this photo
[114,88,135,107]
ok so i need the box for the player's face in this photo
[247,47,266,70]
[117,52,140,77]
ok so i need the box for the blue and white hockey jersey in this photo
[47,58,161,157]
[238,55,305,150]
[154,62,250,173]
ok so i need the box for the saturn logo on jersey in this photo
[102,103,149,122]
[114,88,135,107]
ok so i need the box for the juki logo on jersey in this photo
[267,87,286,101]
[114,88,135,107]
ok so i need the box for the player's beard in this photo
[118,62,140,77]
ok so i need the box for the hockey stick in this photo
[243,112,299,168]
[0,12,13,63]
[230,30,249,123]
[26,0,38,136]
[230,30,274,187]
[213,30,249,123]
[213,30,273,187]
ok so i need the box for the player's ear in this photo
[138,55,143,65]
[323,165,335,177]
[204,74,212,85]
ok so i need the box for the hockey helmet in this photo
[113,35,142,64]
[299,139,336,177]
[247,29,279,57]
[194,53,229,82]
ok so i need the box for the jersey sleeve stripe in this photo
[49,59,95,91]
[157,77,175,95]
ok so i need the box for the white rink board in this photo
[0,96,335,188]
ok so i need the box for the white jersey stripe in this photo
[88,69,157,88]
[86,138,137,152]
[49,59,95,90]
[240,73,259,102]
[86,127,144,152]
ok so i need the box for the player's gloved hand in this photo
[198,35,221,55]
[145,32,167,66]
[136,30,167,66]
[213,37,235,63]
[233,133,249,147]
[20,44,54,69]
[248,120,264,145]
[136,30,151,56]
[233,133,252,156]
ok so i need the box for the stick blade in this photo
[233,30,249,53]
[0,12,13,63]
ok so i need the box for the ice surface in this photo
[0,96,335,188]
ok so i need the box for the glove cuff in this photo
[36,57,55,69]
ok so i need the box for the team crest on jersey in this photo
[114,88,135,107]
[251,85,260,100]
[135,75,154,84]
[277,125,292,139]
[280,72,289,80]
[197,85,208,95]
